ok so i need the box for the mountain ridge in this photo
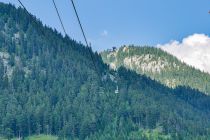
[101,45,210,94]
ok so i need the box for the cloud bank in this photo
[157,34,210,73]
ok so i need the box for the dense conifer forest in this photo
[1,3,210,140]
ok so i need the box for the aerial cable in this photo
[17,0,47,37]
[52,0,67,35]
[18,0,101,81]
[69,0,102,79]
[17,0,27,11]
[70,0,88,47]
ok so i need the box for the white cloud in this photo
[101,30,108,37]
[157,34,210,73]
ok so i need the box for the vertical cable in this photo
[52,0,67,35]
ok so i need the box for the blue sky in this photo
[0,0,210,51]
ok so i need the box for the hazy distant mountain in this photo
[101,45,210,94]
[1,3,210,140]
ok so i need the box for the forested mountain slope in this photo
[101,46,210,94]
[1,3,210,140]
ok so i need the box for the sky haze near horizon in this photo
[0,0,210,52]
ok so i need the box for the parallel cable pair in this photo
[17,0,101,80]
